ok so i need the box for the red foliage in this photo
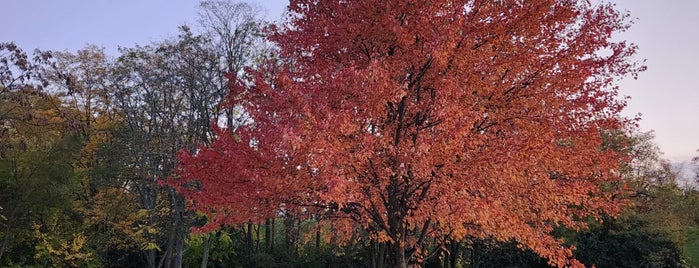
[170,1,644,266]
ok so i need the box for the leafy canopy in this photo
[171,1,644,267]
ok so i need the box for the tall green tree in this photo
[109,22,265,267]
[0,43,92,266]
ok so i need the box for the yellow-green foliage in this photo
[33,224,96,267]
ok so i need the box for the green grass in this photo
[686,227,699,267]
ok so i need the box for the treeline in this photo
[1,1,698,267]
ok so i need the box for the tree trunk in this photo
[371,240,387,268]
[469,240,482,268]
[147,248,156,268]
[173,220,184,268]
[200,233,211,268]
[315,222,321,250]
[172,193,186,268]
[226,110,234,134]
[264,218,272,252]
[443,239,460,268]
[270,217,275,252]
[393,240,407,268]
[284,215,298,257]
[139,172,158,268]
[246,221,254,255]
[393,242,408,268]
[0,170,19,264]
[449,240,459,268]
[158,234,173,268]
[0,222,11,263]
[255,222,261,252]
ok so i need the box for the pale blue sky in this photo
[2,0,287,54]
[614,0,699,162]
[2,0,696,162]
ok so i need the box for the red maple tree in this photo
[170,1,644,267]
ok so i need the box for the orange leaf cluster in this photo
[171,1,644,266]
